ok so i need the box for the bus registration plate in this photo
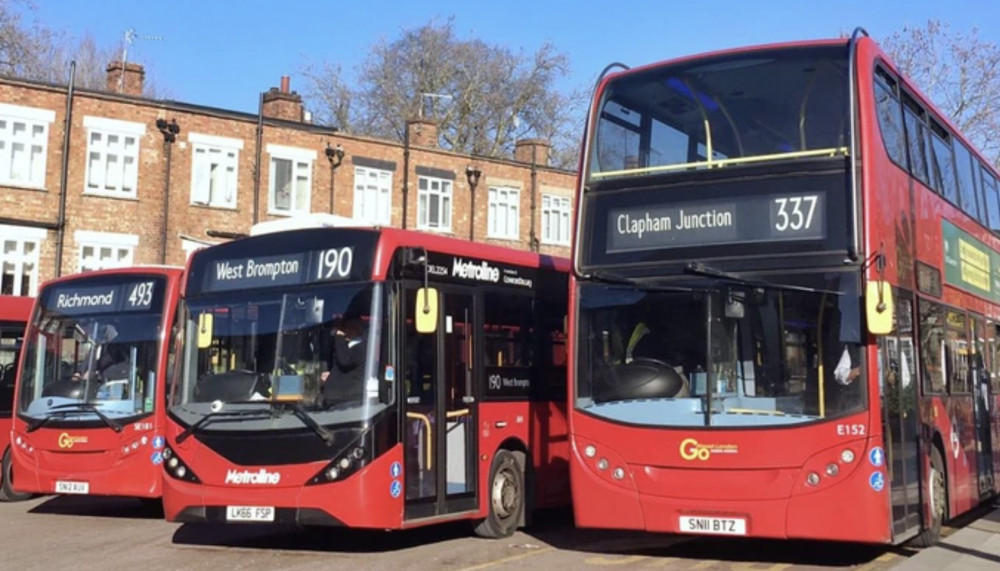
[55,480,89,494]
[226,505,275,522]
[679,515,746,536]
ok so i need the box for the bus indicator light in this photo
[584,445,596,458]
[841,449,856,463]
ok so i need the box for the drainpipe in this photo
[54,61,76,277]
[253,92,264,224]
[529,146,539,252]
[401,122,410,229]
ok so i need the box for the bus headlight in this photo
[806,472,820,486]
[840,449,855,464]
[161,446,200,483]
[307,431,372,486]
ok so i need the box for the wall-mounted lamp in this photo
[466,165,483,241]
[156,118,180,143]
[325,142,346,213]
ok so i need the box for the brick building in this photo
[0,63,576,297]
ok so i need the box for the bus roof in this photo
[37,266,184,292]
[250,213,376,236]
[0,295,33,322]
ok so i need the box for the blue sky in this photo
[24,0,1000,115]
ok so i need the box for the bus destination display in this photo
[607,192,826,253]
[45,280,160,315]
[205,247,361,292]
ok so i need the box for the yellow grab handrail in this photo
[406,412,433,469]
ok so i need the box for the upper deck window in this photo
[589,46,850,181]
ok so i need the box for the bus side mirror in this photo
[415,288,438,334]
[865,281,894,335]
[197,312,214,349]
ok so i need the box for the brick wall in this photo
[0,73,576,295]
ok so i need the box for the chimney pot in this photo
[280,76,290,93]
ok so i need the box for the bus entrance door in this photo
[404,288,478,521]
[973,319,993,497]
[880,293,921,539]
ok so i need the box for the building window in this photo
[353,166,392,225]
[190,133,242,209]
[417,176,452,231]
[75,230,138,273]
[0,225,44,296]
[180,238,216,261]
[0,103,55,189]
[83,116,145,198]
[267,144,314,215]
[488,186,520,240]
[541,194,571,245]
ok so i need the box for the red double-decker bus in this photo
[568,30,1000,545]
[10,267,183,501]
[162,221,568,538]
[0,295,32,501]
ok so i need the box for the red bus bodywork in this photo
[0,295,32,497]
[568,35,1000,544]
[10,267,183,499]
[162,227,569,534]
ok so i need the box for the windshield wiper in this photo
[589,269,702,293]
[176,407,271,444]
[276,401,334,445]
[27,403,124,433]
[683,262,842,295]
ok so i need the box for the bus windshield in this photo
[589,45,849,179]
[172,282,386,428]
[575,272,865,427]
[18,310,163,420]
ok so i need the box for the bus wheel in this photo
[912,446,947,547]
[474,449,524,539]
[0,447,31,502]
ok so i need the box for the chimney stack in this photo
[262,75,305,122]
[106,61,145,96]
[514,139,551,166]
[406,118,439,148]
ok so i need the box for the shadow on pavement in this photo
[28,495,164,520]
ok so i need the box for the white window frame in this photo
[83,116,146,199]
[487,185,520,240]
[189,133,243,209]
[416,175,452,232]
[0,224,45,296]
[0,103,55,190]
[267,144,315,216]
[180,237,217,261]
[541,194,572,246]
[75,230,138,273]
[352,166,393,225]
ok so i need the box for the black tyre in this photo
[474,449,525,539]
[0,446,31,502]
[911,446,946,547]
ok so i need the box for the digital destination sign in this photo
[607,192,826,252]
[43,279,162,316]
[204,247,362,292]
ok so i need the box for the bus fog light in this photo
[326,467,339,481]
[597,458,609,471]
[167,457,179,469]
[840,449,855,463]
[584,445,596,458]
[806,472,820,486]
[826,463,839,477]
[613,467,625,480]
[175,465,187,478]
[338,457,351,470]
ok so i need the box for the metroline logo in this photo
[224,468,282,485]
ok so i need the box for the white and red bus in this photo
[0,295,32,501]
[11,267,183,501]
[568,30,1000,545]
[162,220,569,538]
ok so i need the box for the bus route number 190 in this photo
[317,247,354,280]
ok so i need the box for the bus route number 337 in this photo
[678,515,747,536]
[226,505,275,522]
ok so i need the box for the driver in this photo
[320,315,366,404]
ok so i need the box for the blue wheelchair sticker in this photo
[869,471,885,492]
[869,447,884,467]
[151,451,163,466]
[390,480,402,498]
[390,461,402,478]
